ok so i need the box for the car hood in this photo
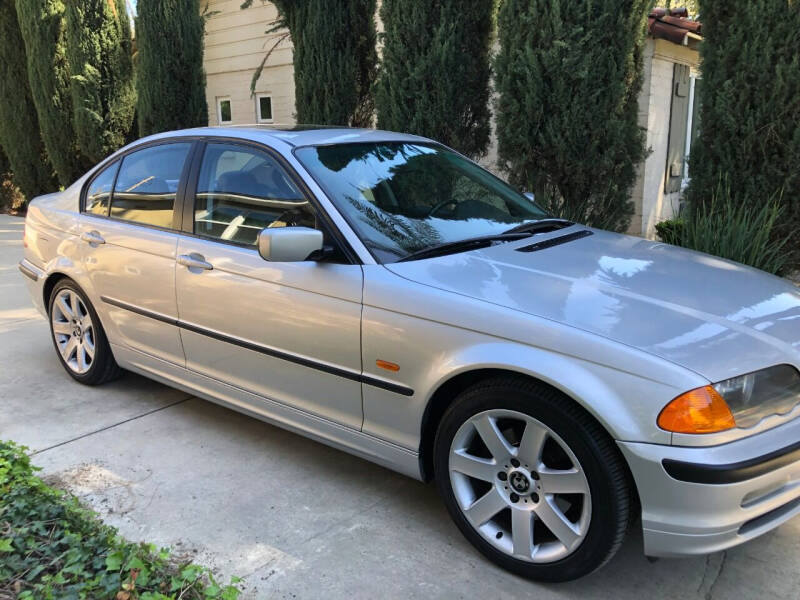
[385,227,800,383]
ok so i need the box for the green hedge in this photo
[686,0,800,269]
[136,0,208,136]
[0,1,57,200]
[243,0,378,127]
[15,0,91,187]
[0,440,241,600]
[494,0,650,232]
[65,0,136,162]
[376,0,493,158]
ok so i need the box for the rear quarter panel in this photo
[24,178,94,313]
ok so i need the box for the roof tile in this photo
[649,7,702,45]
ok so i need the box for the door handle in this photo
[80,230,105,245]
[177,253,213,271]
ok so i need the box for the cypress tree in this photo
[494,0,650,232]
[16,0,91,186]
[376,0,493,158]
[136,0,208,136]
[686,0,800,264]
[244,0,378,127]
[65,0,136,163]
[0,0,57,200]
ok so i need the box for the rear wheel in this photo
[434,376,630,582]
[48,280,121,385]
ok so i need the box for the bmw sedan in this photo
[19,126,800,582]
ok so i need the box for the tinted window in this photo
[258,96,272,121]
[85,161,119,216]
[110,143,191,228]
[194,143,314,246]
[294,142,548,262]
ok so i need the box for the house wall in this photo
[630,38,700,238]
[204,0,295,126]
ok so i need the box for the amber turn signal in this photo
[375,359,400,372]
[657,386,736,434]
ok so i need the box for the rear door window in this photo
[85,161,120,216]
[109,143,192,228]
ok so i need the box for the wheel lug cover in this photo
[510,493,519,503]
[532,492,539,503]
[498,472,507,481]
[510,458,520,468]
[531,471,540,480]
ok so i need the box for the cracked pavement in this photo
[1,214,799,598]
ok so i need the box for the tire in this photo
[433,376,630,582]
[48,279,122,386]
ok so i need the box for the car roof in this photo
[139,125,434,148]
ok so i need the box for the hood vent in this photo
[516,229,593,253]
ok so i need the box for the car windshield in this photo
[294,142,549,262]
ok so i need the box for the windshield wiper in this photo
[502,218,574,235]
[397,232,531,263]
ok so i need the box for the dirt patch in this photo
[43,462,152,519]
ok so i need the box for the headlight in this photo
[713,364,800,428]
[658,364,800,434]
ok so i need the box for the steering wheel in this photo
[427,199,455,218]
[269,208,307,228]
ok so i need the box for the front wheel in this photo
[48,279,122,385]
[433,376,631,582]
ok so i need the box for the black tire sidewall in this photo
[47,279,113,385]
[433,379,629,582]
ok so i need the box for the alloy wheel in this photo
[51,289,95,375]
[448,409,591,563]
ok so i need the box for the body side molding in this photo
[100,295,414,397]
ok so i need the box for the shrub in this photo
[0,440,241,599]
[659,180,791,275]
[494,0,650,232]
[376,0,493,158]
[686,0,800,269]
[65,0,136,163]
[0,149,27,214]
[654,219,684,245]
[15,0,92,187]
[0,1,57,200]
[136,0,208,136]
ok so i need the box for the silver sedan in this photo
[19,126,800,582]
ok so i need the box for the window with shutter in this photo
[665,63,690,193]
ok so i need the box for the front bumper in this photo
[619,414,800,557]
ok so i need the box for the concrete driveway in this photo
[1,213,798,599]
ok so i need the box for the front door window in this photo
[194,143,316,246]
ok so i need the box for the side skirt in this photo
[112,344,423,481]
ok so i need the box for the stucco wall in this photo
[204,0,295,126]
[630,38,700,238]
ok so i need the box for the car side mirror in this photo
[523,192,535,203]
[257,227,324,262]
